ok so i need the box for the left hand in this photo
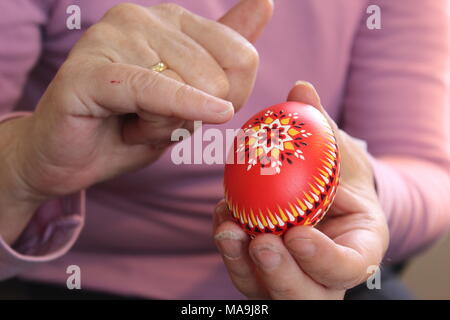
[213,81,389,299]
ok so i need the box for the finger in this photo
[213,202,270,299]
[284,225,373,289]
[122,113,185,146]
[84,62,234,123]
[287,81,340,135]
[181,0,273,67]
[96,6,229,99]
[123,68,187,145]
[145,20,230,99]
[181,0,273,110]
[248,234,335,299]
[287,81,349,174]
[160,69,184,83]
[317,185,389,259]
[88,22,162,70]
[219,0,274,43]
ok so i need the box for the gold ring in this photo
[150,62,168,73]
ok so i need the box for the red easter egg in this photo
[224,102,340,237]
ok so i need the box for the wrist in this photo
[0,116,49,210]
[0,184,42,245]
[0,116,51,244]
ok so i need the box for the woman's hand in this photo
[0,0,274,244]
[213,81,389,299]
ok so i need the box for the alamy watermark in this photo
[366,265,382,290]
[366,5,382,30]
[170,121,297,176]
[66,265,81,290]
[66,5,81,30]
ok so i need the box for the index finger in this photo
[80,61,234,123]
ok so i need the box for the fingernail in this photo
[215,231,245,260]
[287,238,316,258]
[251,246,282,271]
[210,100,234,117]
[294,80,315,89]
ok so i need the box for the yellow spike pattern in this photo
[309,183,321,195]
[250,209,258,226]
[288,203,299,217]
[267,209,278,226]
[259,210,268,227]
[303,192,314,204]
[277,206,288,222]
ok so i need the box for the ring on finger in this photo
[150,61,168,73]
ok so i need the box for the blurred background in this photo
[401,233,450,299]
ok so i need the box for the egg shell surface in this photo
[224,102,340,236]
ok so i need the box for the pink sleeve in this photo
[343,0,450,261]
[0,0,86,280]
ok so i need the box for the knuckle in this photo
[128,70,158,111]
[154,3,185,15]
[104,3,147,22]
[151,2,188,26]
[173,84,191,112]
[236,44,260,70]
[81,23,112,44]
[204,73,230,99]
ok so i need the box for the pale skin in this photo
[0,0,389,299]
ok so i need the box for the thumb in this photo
[287,81,324,113]
[219,0,274,43]
[289,81,358,184]
[288,81,339,133]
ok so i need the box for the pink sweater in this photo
[0,0,449,299]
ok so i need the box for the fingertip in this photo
[206,99,235,124]
[171,82,235,124]
[219,0,274,43]
[287,81,322,109]
[214,221,249,260]
[294,80,316,90]
[288,81,341,136]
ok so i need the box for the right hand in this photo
[0,0,273,243]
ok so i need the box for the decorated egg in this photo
[224,102,340,237]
